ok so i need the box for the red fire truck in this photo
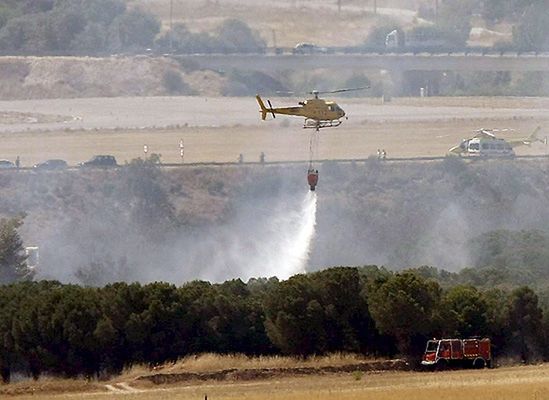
[421,338,492,369]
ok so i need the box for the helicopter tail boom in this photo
[528,126,542,144]
[256,95,268,120]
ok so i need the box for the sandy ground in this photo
[0,96,547,166]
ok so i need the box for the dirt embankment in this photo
[0,56,225,100]
[137,359,409,384]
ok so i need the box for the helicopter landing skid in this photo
[303,119,342,129]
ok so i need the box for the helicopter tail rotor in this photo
[256,95,277,120]
[267,100,276,119]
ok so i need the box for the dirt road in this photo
[7,364,549,400]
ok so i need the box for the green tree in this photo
[216,19,265,53]
[263,274,327,355]
[263,268,377,356]
[365,22,403,48]
[368,272,441,356]
[440,286,488,337]
[507,287,544,362]
[513,3,549,51]
[162,69,189,94]
[483,288,510,357]
[108,8,160,51]
[481,0,506,24]
[0,283,23,383]
[469,230,549,286]
[118,157,176,240]
[0,5,16,30]
[0,217,31,284]
[436,0,474,47]
[312,268,375,353]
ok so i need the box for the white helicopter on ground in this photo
[448,127,546,157]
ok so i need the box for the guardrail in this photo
[4,154,548,173]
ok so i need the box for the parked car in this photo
[33,159,68,170]
[0,159,16,169]
[78,155,117,167]
[292,43,328,55]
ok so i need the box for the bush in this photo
[365,21,403,48]
[162,69,189,94]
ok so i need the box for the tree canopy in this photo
[0,217,32,284]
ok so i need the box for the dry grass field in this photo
[130,0,412,47]
[0,96,547,166]
[4,363,549,400]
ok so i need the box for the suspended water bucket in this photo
[307,169,319,191]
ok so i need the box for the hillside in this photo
[0,56,227,100]
[0,158,547,285]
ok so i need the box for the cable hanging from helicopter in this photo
[307,124,320,191]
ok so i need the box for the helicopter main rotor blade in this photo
[275,90,295,96]
[314,86,370,95]
[267,100,276,119]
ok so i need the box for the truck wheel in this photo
[473,358,486,369]
[435,359,448,371]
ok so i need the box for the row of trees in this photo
[0,217,33,284]
[0,0,160,54]
[155,20,265,55]
[0,266,547,382]
[0,0,265,55]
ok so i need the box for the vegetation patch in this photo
[138,359,409,384]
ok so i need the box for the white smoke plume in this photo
[176,190,317,282]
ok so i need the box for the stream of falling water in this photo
[182,191,318,283]
[269,190,317,280]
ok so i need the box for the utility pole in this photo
[337,0,341,13]
[169,0,174,53]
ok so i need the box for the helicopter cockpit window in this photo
[469,143,480,151]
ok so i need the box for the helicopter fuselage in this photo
[448,127,544,156]
[256,95,345,127]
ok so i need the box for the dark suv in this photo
[78,155,117,167]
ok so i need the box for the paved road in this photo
[175,53,549,73]
[0,96,547,133]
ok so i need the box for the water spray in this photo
[190,190,318,282]
[270,190,317,279]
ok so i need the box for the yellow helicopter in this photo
[255,87,368,129]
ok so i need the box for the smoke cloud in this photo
[10,159,549,285]
[27,168,317,285]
